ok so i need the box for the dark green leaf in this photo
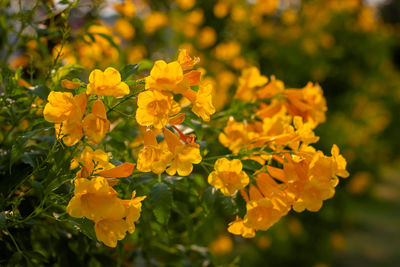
[149,182,172,224]
[121,64,139,80]
[30,85,50,100]
[69,218,97,241]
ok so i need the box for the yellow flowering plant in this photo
[4,0,400,266]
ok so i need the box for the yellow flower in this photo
[43,91,80,123]
[94,191,145,247]
[113,0,136,18]
[209,234,233,255]
[54,93,87,146]
[182,82,215,122]
[121,191,146,234]
[235,67,268,102]
[177,49,200,71]
[83,99,110,144]
[208,158,249,196]
[137,129,173,174]
[66,177,125,222]
[176,0,195,10]
[214,41,241,61]
[136,90,181,129]
[331,144,350,178]
[241,178,291,231]
[115,18,135,39]
[94,218,128,248]
[197,26,217,49]
[86,67,129,97]
[164,128,202,176]
[256,76,285,99]
[144,12,168,34]
[71,146,114,178]
[218,118,251,153]
[284,82,327,127]
[227,216,255,238]
[145,60,189,94]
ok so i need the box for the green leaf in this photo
[201,186,217,214]
[121,64,139,80]
[69,218,97,241]
[241,159,262,171]
[30,85,50,100]
[0,211,7,227]
[149,182,172,224]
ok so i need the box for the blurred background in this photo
[2,0,400,266]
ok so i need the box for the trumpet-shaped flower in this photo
[43,91,81,123]
[164,128,202,176]
[83,99,110,144]
[137,129,173,174]
[235,67,268,102]
[86,67,130,97]
[94,218,128,248]
[136,90,181,129]
[145,60,189,94]
[208,158,249,196]
[54,93,87,146]
[121,191,146,234]
[182,82,216,122]
[66,177,125,222]
[177,49,200,71]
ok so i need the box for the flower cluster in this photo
[67,147,144,247]
[42,49,216,247]
[135,49,215,176]
[44,67,129,146]
[208,66,349,237]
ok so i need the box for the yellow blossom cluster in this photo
[42,49,216,247]
[136,49,215,176]
[67,146,144,247]
[43,67,129,146]
[210,66,349,238]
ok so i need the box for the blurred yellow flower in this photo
[115,18,135,39]
[209,234,233,255]
[113,0,136,18]
[197,27,216,48]
[144,12,168,34]
[235,67,268,102]
[176,0,195,10]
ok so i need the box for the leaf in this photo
[149,182,172,224]
[220,194,239,215]
[201,186,217,214]
[30,85,50,100]
[241,159,262,171]
[121,64,139,80]
[69,218,97,241]
[0,211,7,226]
